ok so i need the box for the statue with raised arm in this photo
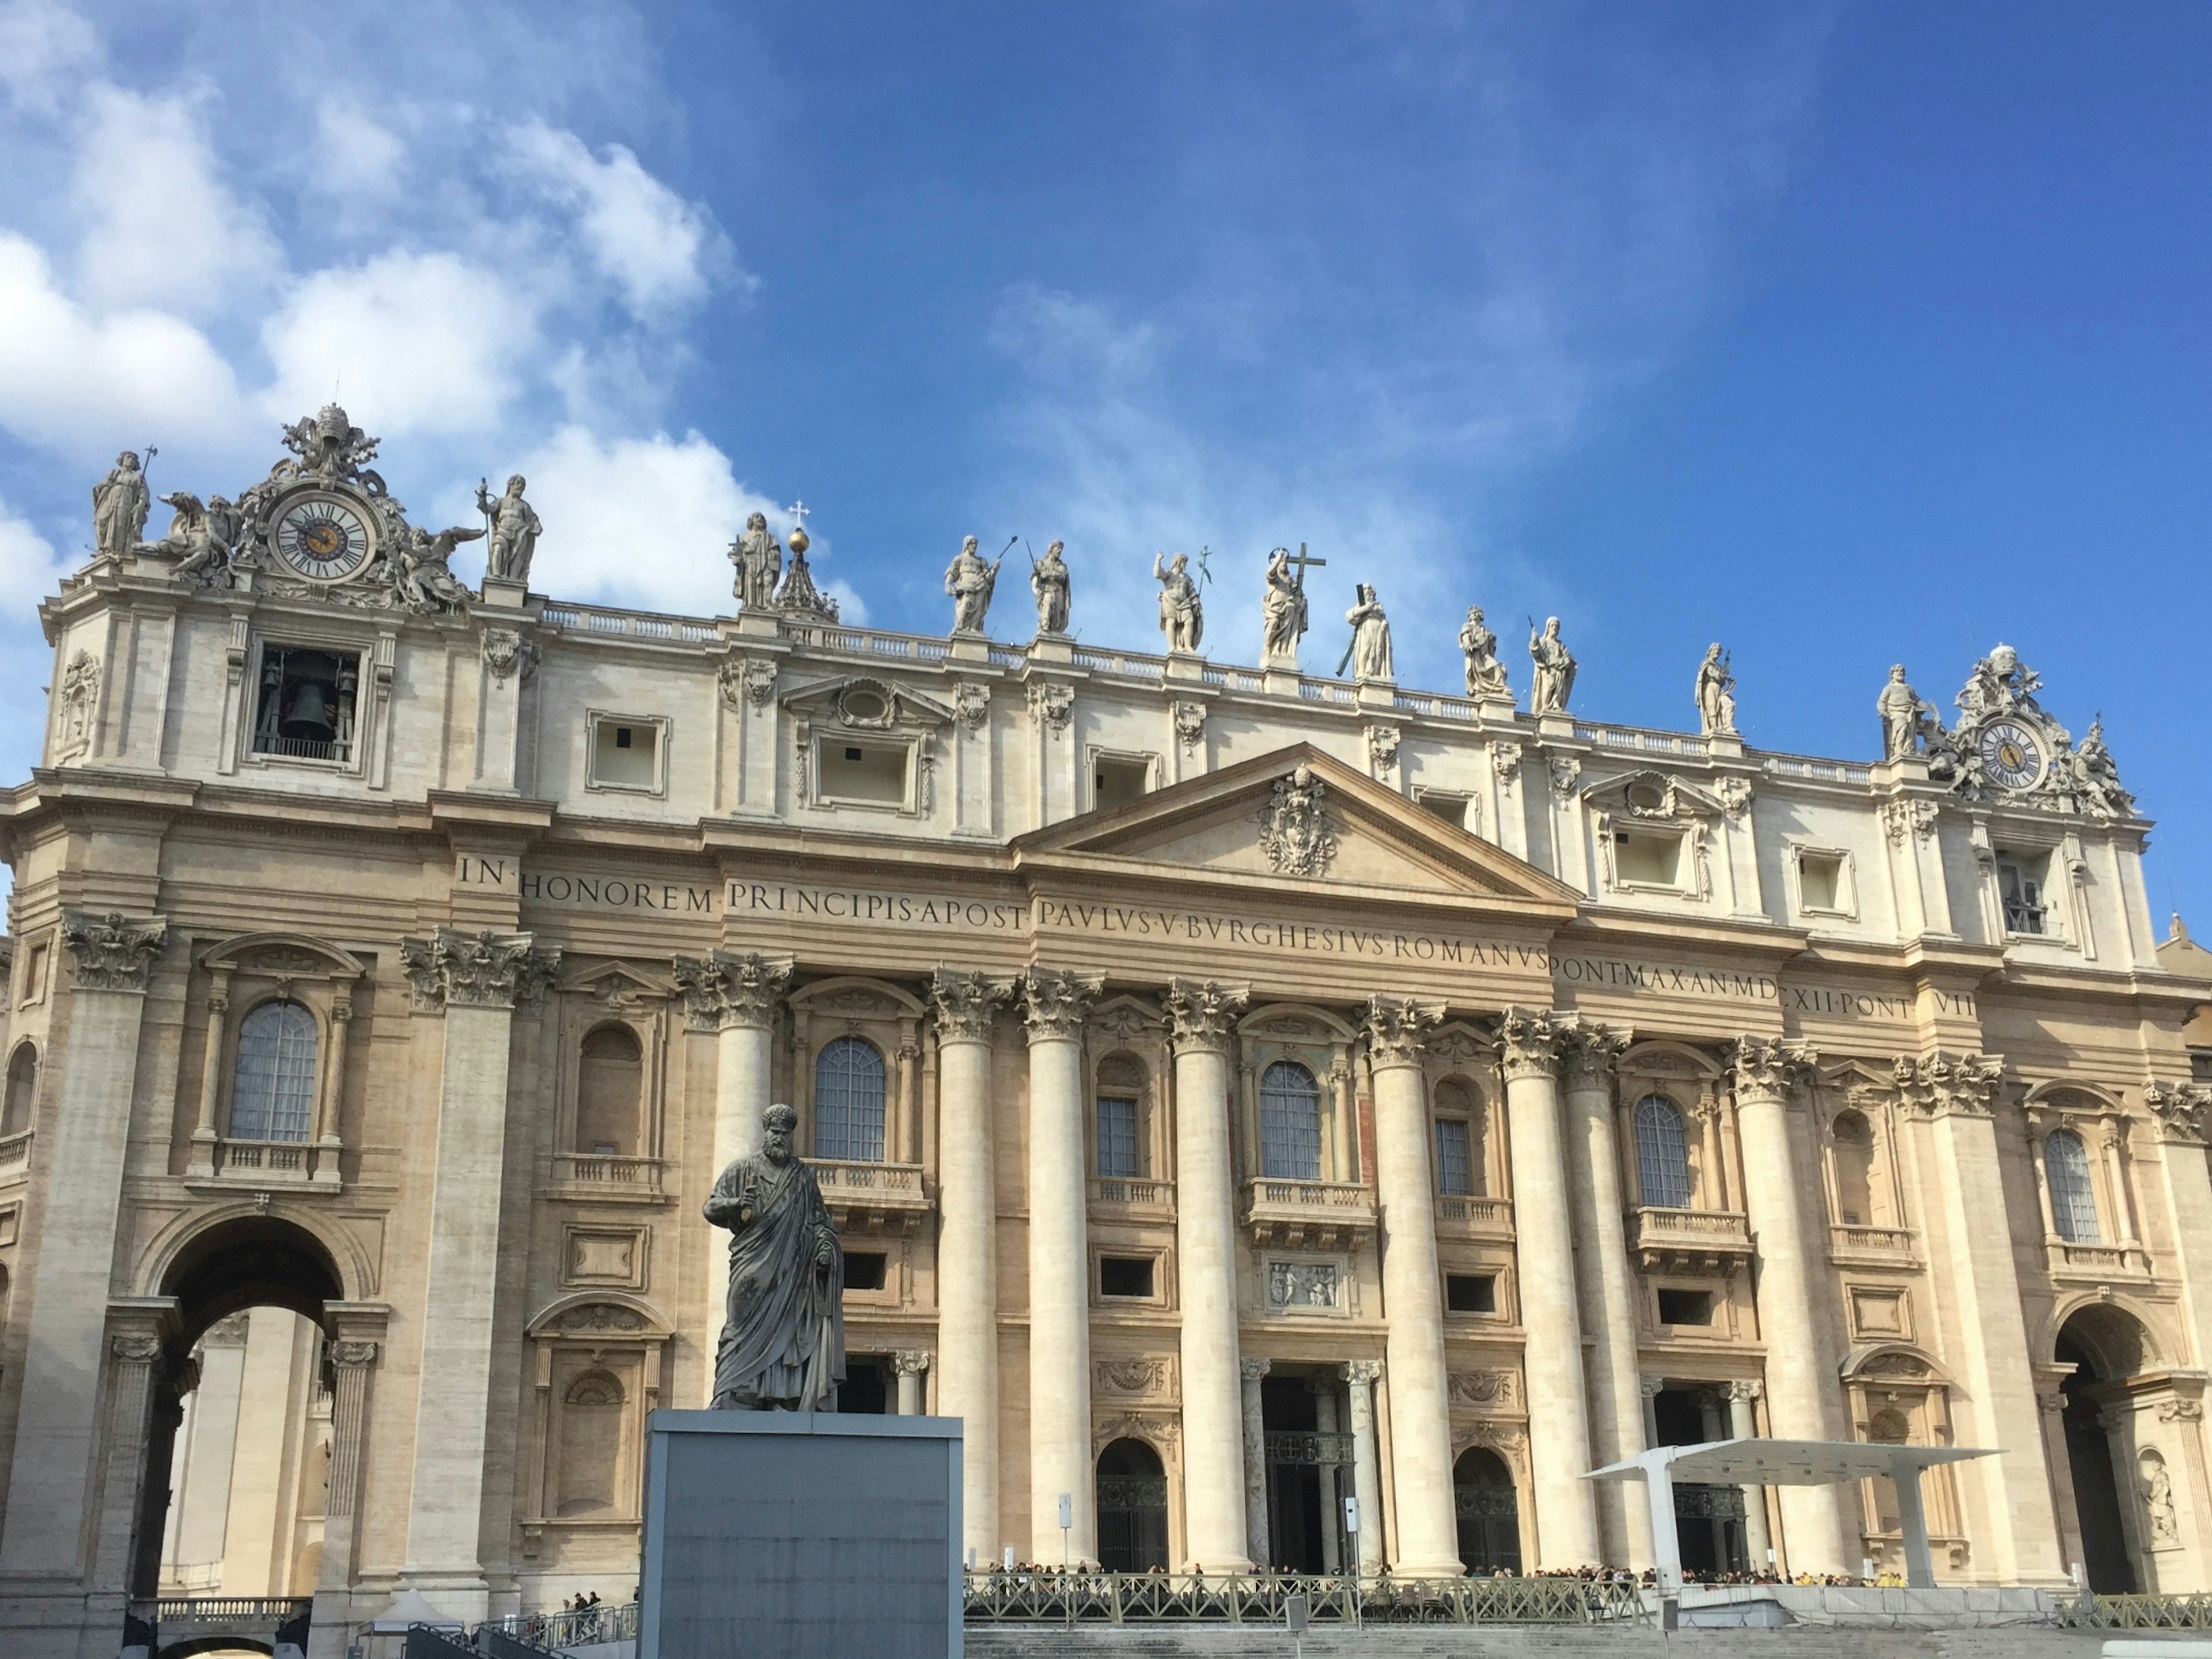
[1346,584,1393,681]
[1876,664,1940,760]
[945,535,1000,634]
[1154,551,1203,652]
[1458,605,1508,697]
[93,451,150,562]
[476,475,541,584]
[1694,642,1737,736]
[397,525,481,613]
[1529,616,1576,713]
[1032,540,1070,635]
[1261,547,1312,666]
[704,1103,845,1410]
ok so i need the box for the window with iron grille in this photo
[1096,1096,1141,1178]
[1259,1060,1323,1180]
[813,1036,886,1162]
[229,1001,318,1142]
[1434,1117,1473,1196]
[1998,855,2048,935]
[2045,1130,2102,1244]
[1634,1094,1693,1210]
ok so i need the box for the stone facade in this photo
[0,418,2208,1655]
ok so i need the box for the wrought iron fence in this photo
[2059,1593,2212,1629]
[476,1600,641,1650]
[961,1571,1642,1624]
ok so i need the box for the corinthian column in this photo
[0,909,167,1586]
[309,1323,387,1659]
[1559,1022,1651,1569]
[1729,1037,1847,1575]
[1022,967,1104,1564]
[1164,978,1255,1572]
[399,927,559,1617]
[931,966,1015,1563]
[1363,995,1461,1576]
[675,948,793,1391]
[1497,1007,1601,1567]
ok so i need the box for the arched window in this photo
[1831,1109,1876,1226]
[1,1043,35,1138]
[1634,1095,1692,1210]
[1259,1060,1323,1180]
[1455,1446,1523,1574]
[814,1036,887,1162]
[229,1001,317,1142]
[2046,1130,2102,1244]
[1433,1078,1483,1197]
[1096,1437,1169,1573]
[576,1027,644,1156]
[1096,1053,1147,1179]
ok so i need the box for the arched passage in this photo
[2055,1304,2150,1593]
[1453,1446,1522,1575]
[1095,1438,1168,1573]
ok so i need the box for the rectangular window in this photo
[590,717,662,791]
[1615,830,1684,887]
[1445,1273,1497,1314]
[1657,1287,1714,1327]
[1434,1119,1473,1197]
[1093,756,1151,814]
[1797,849,1847,914]
[1099,1255,1156,1299]
[1997,854,2048,935]
[1097,1097,1141,1179]
[819,740,908,805]
[843,1251,888,1291]
[1417,792,1469,830]
[2192,1051,2212,1085]
[19,941,47,1007]
[251,645,360,764]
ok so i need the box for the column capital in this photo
[1725,1378,1762,1404]
[1640,1376,1665,1400]
[672,950,793,1033]
[1362,995,1445,1070]
[60,907,168,993]
[930,965,1016,1044]
[1561,1021,1632,1090]
[1495,1007,1568,1081]
[331,1339,382,1368]
[1164,978,1249,1053]
[1241,1357,1272,1382]
[2146,1081,2212,1145]
[1340,1359,1382,1387]
[1728,1035,1817,1105]
[892,1350,934,1377]
[1020,967,1104,1043]
[1890,1050,2003,1120]
[400,926,559,1013]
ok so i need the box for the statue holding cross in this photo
[1262,543,1324,669]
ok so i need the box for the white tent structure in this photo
[1586,1438,1997,1591]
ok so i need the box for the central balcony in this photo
[1241,1177,1376,1249]
[1632,1206,1753,1275]
[1434,1194,1516,1242]
[806,1158,931,1236]
[1090,1176,1176,1220]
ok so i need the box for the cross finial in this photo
[785,501,809,530]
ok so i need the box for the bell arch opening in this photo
[2055,1304,2152,1593]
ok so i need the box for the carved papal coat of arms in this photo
[1259,763,1338,877]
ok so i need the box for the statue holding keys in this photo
[704,1103,846,1410]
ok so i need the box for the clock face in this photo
[1978,718,2044,791]
[272,493,374,582]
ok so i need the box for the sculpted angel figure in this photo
[729,512,783,610]
[1345,584,1393,681]
[1529,616,1577,714]
[93,451,150,561]
[476,475,541,584]
[704,1103,844,1410]
[1876,664,1941,760]
[1694,643,1737,736]
[1154,551,1203,652]
[398,525,482,613]
[1261,548,1309,666]
[945,535,1001,633]
[1458,605,1508,697]
[1031,540,1071,635]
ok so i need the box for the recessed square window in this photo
[1657,1287,1714,1327]
[590,717,661,791]
[1445,1273,1497,1314]
[820,740,908,805]
[1099,1255,1156,1299]
[843,1251,888,1292]
[1797,850,1847,914]
[1615,830,1684,887]
[1093,755,1151,814]
[1418,793,1469,830]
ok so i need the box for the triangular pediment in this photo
[1014,744,1577,912]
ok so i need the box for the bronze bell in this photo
[280,679,335,740]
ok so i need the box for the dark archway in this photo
[1453,1447,1522,1575]
[2056,1305,2148,1593]
[1096,1438,1169,1573]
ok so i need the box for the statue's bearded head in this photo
[1890,664,1907,681]
[747,512,768,532]
[506,475,527,495]
[762,1103,798,1164]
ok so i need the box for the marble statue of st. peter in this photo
[704,1103,845,1410]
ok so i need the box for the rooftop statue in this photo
[1343,584,1393,681]
[476,475,540,585]
[945,535,1002,634]
[1262,545,1321,669]
[140,491,242,585]
[1458,605,1508,698]
[704,1103,845,1410]
[730,511,783,611]
[1529,615,1576,714]
[1031,540,1071,635]
[1694,643,1737,736]
[92,451,150,562]
[1876,664,1942,761]
[397,525,482,614]
[1154,550,1203,652]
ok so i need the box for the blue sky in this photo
[1,2,2207,928]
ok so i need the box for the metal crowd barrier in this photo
[473,1601,641,1650]
[960,1570,1643,1624]
[2060,1593,2212,1629]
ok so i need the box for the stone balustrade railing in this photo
[551,1152,665,1192]
[1631,1205,1753,1272]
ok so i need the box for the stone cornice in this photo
[671,950,794,1033]
[1890,1051,2005,1120]
[400,927,559,1013]
[1163,978,1249,1053]
[930,966,1015,1044]
[1729,1036,1818,1104]
[1020,967,1104,1043]
[60,907,168,993]
[1362,994,1445,1070]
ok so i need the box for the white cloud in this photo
[73,82,282,315]
[0,0,100,116]
[0,495,66,615]
[309,101,407,202]
[0,232,249,453]
[259,250,535,436]
[504,121,732,321]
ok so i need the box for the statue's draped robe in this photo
[705,1153,845,1408]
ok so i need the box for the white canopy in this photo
[1586,1438,1998,1590]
